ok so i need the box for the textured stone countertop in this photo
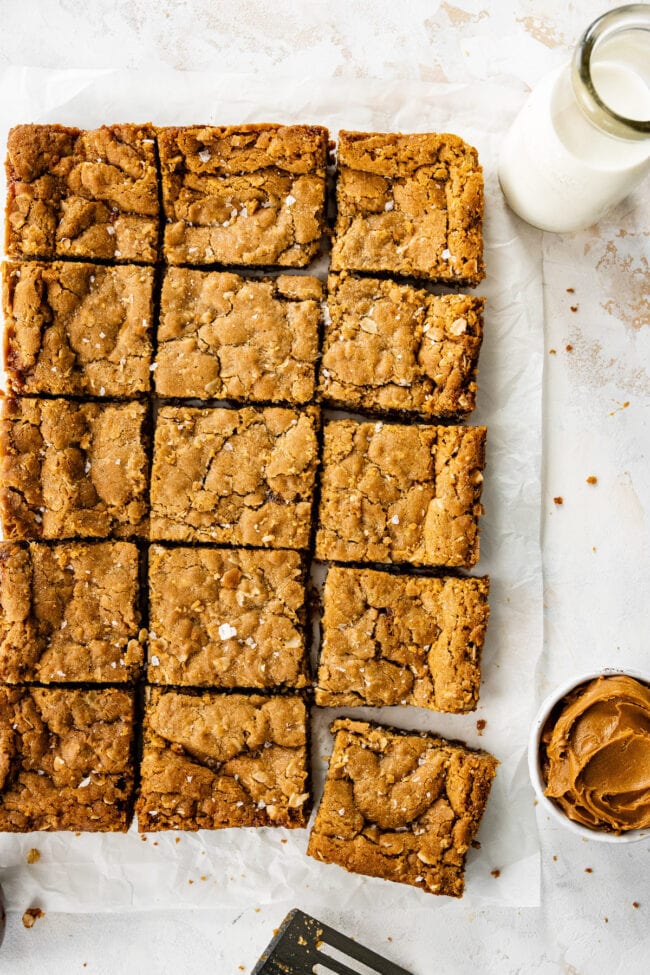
[1,1,649,973]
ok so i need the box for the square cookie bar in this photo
[5,124,159,263]
[307,718,497,898]
[159,124,328,266]
[137,689,310,831]
[155,269,321,402]
[0,398,149,540]
[148,546,309,688]
[150,405,319,547]
[3,261,154,397]
[0,541,143,683]
[331,131,484,285]
[315,420,486,568]
[0,686,135,831]
[320,274,484,418]
[315,567,489,712]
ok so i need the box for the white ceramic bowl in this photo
[528,668,650,843]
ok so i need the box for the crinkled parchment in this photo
[0,67,543,910]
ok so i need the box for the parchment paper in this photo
[0,67,544,910]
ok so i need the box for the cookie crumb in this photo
[633,901,640,909]
[565,344,573,352]
[281,838,288,844]
[200,875,207,882]
[26,848,40,864]
[472,839,481,849]
[566,287,575,293]
[549,348,557,355]
[585,867,593,873]
[586,475,597,484]
[552,855,557,862]
[490,868,501,878]
[553,496,563,505]
[22,908,45,928]
[476,719,487,736]
[604,917,608,923]
[570,305,579,312]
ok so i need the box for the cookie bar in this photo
[0,686,135,831]
[320,274,484,418]
[3,261,154,397]
[155,269,321,402]
[306,718,497,898]
[0,541,143,683]
[5,124,159,263]
[331,131,484,285]
[315,567,489,712]
[0,398,149,540]
[159,124,328,267]
[136,689,310,831]
[148,546,309,688]
[315,419,486,568]
[150,404,319,547]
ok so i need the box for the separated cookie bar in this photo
[150,404,319,547]
[331,131,484,285]
[0,686,135,831]
[5,124,159,263]
[0,398,149,540]
[3,261,154,397]
[315,419,485,568]
[155,269,321,402]
[159,124,328,266]
[0,541,143,683]
[307,718,497,898]
[136,689,310,831]
[315,567,489,712]
[148,545,309,688]
[320,274,484,418]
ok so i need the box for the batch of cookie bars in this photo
[0,122,497,899]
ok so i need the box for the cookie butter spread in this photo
[542,675,650,833]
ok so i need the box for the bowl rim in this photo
[528,667,650,844]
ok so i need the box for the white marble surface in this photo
[0,1,649,973]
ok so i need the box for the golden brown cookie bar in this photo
[150,404,319,547]
[320,274,484,418]
[331,131,484,285]
[136,689,310,831]
[148,545,309,688]
[159,124,328,267]
[5,124,159,263]
[3,261,154,397]
[0,686,135,831]
[315,419,486,568]
[315,567,489,712]
[0,398,149,540]
[306,718,497,898]
[0,541,143,683]
[155,269,321,402]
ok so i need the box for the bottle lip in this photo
[572,3,650,141]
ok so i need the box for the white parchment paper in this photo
[0,68,544,910]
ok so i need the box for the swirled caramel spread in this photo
[542,675,650,833]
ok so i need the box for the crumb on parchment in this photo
[586,476,598,485]
[26,848,40,864]
[553,497,563,505]
[22,908,45,928]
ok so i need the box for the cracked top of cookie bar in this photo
[136,689,310,831]
[315,419,486,568]
[3,261,154,397]
[0,540,143,684]
[0,685,135,832]
[331,130,484,285]
[0,398,149,540]
[150,404,319,547]
[155,269,321,402]
[147,545,309,688]
[159,124,328,266]
[306,717,497,897]
[320,274,484,419]
[5,124,159,263]
[315,567,489,712]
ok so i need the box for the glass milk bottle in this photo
[499,4,650,233]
